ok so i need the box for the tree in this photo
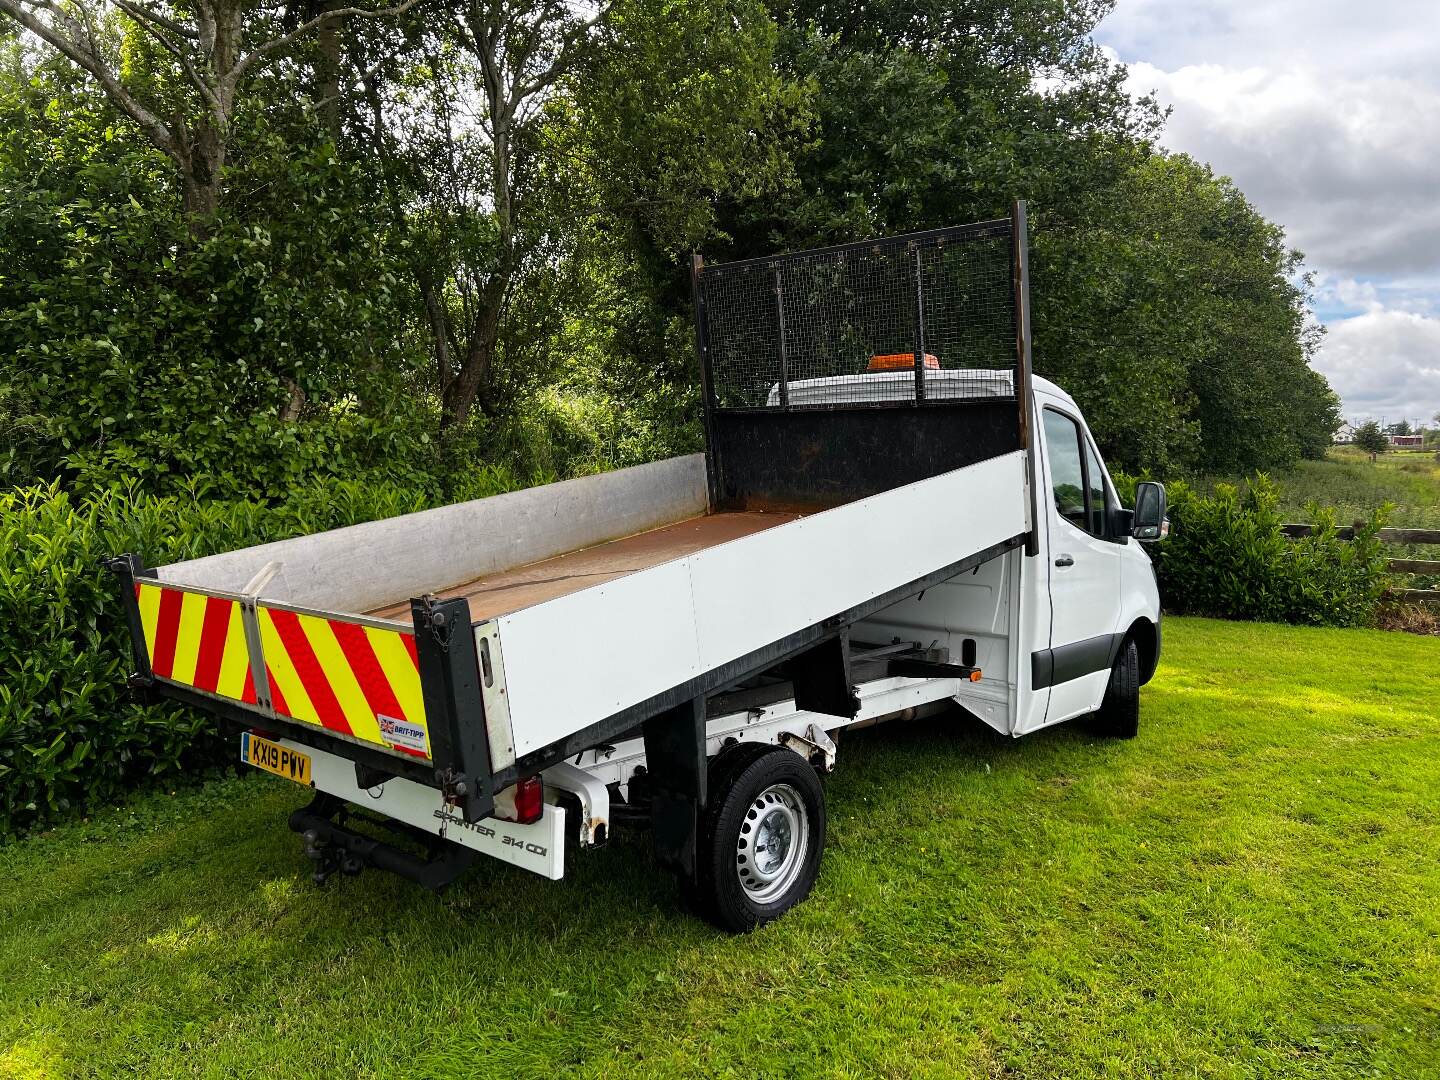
[0,44,430,493]
[1354,420,1388,457]
[539,0,809,445]
[1385,420,1411,436]
[1097,154,1338,474]
[1289,365,1343,460]
[357,0,801,430]
[354,0,611,429]
[713,0,1159,256]
[0,0,420,225]
[687,0,1337,476]
[0,0,1355,488]
[585,0,1171,472]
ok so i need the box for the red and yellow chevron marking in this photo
[256,606,430,759]
[133,581,429,760]
[135,582,256,703]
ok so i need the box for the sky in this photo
[1093,0,1440,428]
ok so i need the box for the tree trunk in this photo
[280,378,307,422]
[441,306,500,429]
[435,106,514,430]
[421,278,454,393]
[171,112,226,233]
[316,3,344,140]
[181,0,239,230]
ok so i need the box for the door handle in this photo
[1054,554,1074,567]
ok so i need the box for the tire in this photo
[1092,635,1140,739]
[685,744,826,932]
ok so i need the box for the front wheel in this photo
[686,744,826,932]
[1091,635,1140,739]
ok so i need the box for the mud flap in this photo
[642,696,707,882]
[790,631,860,719]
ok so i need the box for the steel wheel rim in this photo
[735,782,809,904]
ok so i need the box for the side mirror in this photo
[1132,481,1169,542]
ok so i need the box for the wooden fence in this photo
[1281,524,1440,604]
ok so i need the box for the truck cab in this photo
[774,364,1162,738]
[1029,375,1161,729]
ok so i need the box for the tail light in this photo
[494,776,544,825]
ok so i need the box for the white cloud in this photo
[1098,0,1440,81]
[1118,61,1440,277]
[1094,0,1440,421]
[1311,274,1440,320]
[1313,310,1440,423]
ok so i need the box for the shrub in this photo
[1147,474,1390,626]
[440,385,702,487]
[62,411,452,504]
[1374,600,1440,636]
[0,473,519,839]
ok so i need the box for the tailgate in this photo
[127,575,431,760]
[109,558,495,816]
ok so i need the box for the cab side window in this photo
[1043,407,1113,539]
[1042,408,1089,533]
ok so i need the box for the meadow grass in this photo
[1196,448,1440,528]
[1197,449,1440,597]
[1,616,1437,1079]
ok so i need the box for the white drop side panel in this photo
[497,450,1029,757]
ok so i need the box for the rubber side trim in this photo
[1032,631,1124,691]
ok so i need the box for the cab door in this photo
[1037,402,1125,724]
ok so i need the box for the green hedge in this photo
[2,466,1394,839]
[1129,474,1391,626]
[0,472,518,839]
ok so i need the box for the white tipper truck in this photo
[110,204,1167,931]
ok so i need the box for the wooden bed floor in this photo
[367,510,803,622]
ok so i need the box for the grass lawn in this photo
[2,616,1437,1079]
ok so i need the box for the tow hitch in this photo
[299,825,364,885]
[289,794,478,892]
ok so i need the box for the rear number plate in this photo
[241,733,312,786]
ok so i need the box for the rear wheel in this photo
[686,744,826,932]
[1092,635,1140,738]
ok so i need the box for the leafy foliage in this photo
[2,0,1346,490]
[1354,420,1389,456]
[1143,475,1391,627]
[1036,153,1340,474]
[0,51,434,496]
[680,3,1339,476]
[0,473,520,838]
[0,0,1381,838]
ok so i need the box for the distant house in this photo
[1333,422,1357,445]
[1388,433,1423,448]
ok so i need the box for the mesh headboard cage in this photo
[694,216,1023,412]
